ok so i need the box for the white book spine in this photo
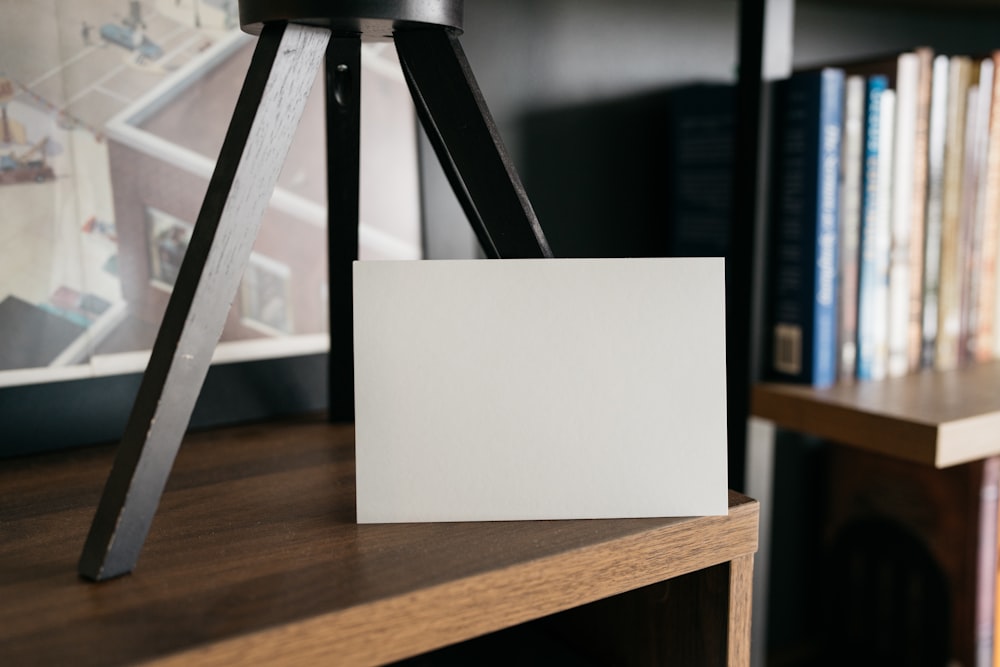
[888,54,920,377]
[922,55,951,368]
[967,61,994,362]
[938,57,974,371]
[871,89,897,381]
[839,75,866,381]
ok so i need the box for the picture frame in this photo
[0,1,422,456]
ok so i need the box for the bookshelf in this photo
[737,1,1000,664]
[749,362,1000,665]
[0,415,759,666]
[753,359,1000,468]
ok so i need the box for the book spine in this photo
[814,69,844,387]
[857,77,892,382]
[907,48,934,372]
[977,457,1000,667]
[962,62,994,366]
[838,75,866,382]
[665,84,735,258]
[992,51,1000,361]
[767,68,844,388]
[994,451,1000,667]
[923,55,951,369]
[937,56,974,371]
[977,54,1000,362]
[888,53,920,377]
[966,58,994,361]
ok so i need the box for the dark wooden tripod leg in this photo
[394,28,553,259]
[325,35,361,423]
[78,23,331,581]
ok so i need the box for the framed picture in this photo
[146,207,192,290]
[240,253,293,336]
[0,1,423,455]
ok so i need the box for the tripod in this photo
[79,0,552,581]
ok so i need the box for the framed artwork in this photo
[240,253,293,336]
[146,207,192,289]
[0,0,423,455]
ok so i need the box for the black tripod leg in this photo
[325,35,361,423]
[78,23,331,581]
[394,28,553,259]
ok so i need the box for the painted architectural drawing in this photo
[0,0,422,387]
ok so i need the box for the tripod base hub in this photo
[240,0,463,38]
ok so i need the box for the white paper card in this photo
[353,258,728,523]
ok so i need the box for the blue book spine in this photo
[812,69,844,387]
[767,68,844,388]
[856,75,889,381]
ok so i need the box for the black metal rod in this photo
[728,0,769,493]
[78,23,331,581]
[326,35,362,423]
[395,28,552,259]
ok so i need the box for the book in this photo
[857,78,893,382]
[663,83,735,259]
[887,52,921,377]
[766,68,844,388]
[922,55,952,369]
[907,48,935,372]
[993,450,1000,667]
[960,61,994,365]
[838,75,866,382]
[977,456,1000,667]
[937,56,975,371]
[827,49,934,378]
[977,52,1000,363]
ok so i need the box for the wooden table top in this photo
[0,415,758,666]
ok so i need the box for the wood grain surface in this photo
[728,554,755,667]
[752,360,1000,467]
[0,415,758,666]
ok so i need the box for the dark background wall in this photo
[422,0,1000,260]
[420,0,740,259]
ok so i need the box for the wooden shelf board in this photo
[801,0,1000,11]
[0,415,757,667]
[752,361,1000,468]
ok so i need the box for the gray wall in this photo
[794,3,1000,68]
[422,0,1000,258]
[421,0,739,258]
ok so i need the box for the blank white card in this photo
[353,258,728,523]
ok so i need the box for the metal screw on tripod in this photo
[333,63,352,108]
